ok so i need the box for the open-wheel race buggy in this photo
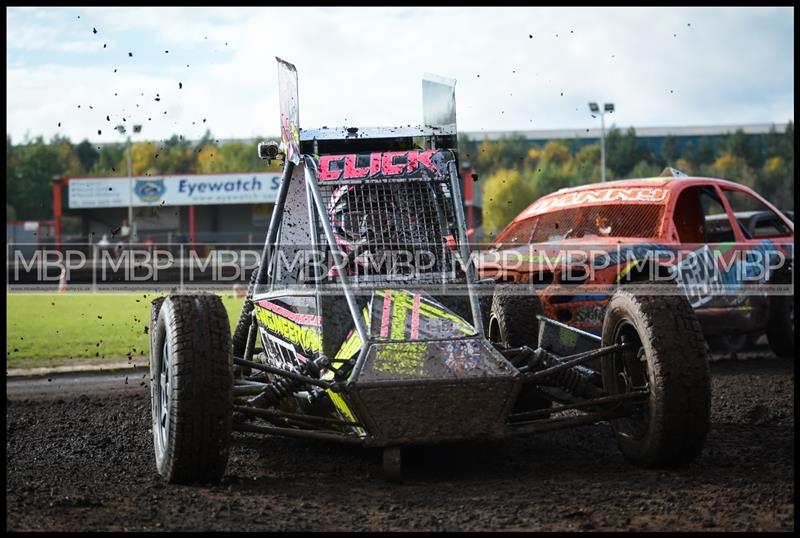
[148,58,711,483]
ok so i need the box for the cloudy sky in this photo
[6,6,794,145]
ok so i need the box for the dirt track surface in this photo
[6,355,795,531]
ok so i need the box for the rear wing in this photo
[273,58,457,157]
[276,57,301,164]
[422,73,457,133]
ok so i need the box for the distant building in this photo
[461,122,790,155]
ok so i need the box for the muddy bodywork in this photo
[479,177,794,337]
[151,60,713,483]
[229,59,637,452]
[252,288,521,447]
[232,58,530,448]
[244,142,521,447]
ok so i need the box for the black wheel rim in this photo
[610,319,651,440]
[156,339,171,454]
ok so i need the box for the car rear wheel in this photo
[150,294,233,483]
[601,290,710,467]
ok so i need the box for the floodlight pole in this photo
[118,124,142,241]
[589,102,613,182]
[600,111,606,182]
[127,134,133,236]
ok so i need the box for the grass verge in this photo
[6,292,243,369]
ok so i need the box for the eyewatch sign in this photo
[67,173,283,209]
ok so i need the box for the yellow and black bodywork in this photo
[252,290,521,447]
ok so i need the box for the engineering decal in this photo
[254,304,322,355]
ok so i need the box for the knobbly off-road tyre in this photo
[232,264,260,359]
[151,294,233,484]
[600,290,710,467]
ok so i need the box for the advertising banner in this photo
[68,173,283,209]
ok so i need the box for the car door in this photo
[719,185,794,299]
[671,183,739,311]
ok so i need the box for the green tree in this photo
[660,134,678,166]
[573,144,602,182]
[539,140,571,166]
[779,121,794,167]
[759,156,793,210]
[482,169,537,233]
[709,152,758,189]
[6,136,78,220]
[605,127,652,178]
[74,140,99,173]
[129,141,159,175]
[682,140,698,167]
[724,129,760,168]
[474,133,531,172]
[529,161,577,200]
[90,143,126,175]
[695,137,716,165]
[153,136,193,174]
[629,159,661,179]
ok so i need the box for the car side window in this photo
[699,187,735,243]
[673,186,734,243]
[722,189,792,239]
[672,187,704,242]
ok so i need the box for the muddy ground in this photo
[6,353,795,531]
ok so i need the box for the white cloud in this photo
[6,11,101,53]
[6,6,794,145]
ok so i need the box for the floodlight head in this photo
[115,124,126,135]
[604,103,615,112]
[133,125,142,133]
[589,102,599,113]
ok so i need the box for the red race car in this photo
[478,169,794,357]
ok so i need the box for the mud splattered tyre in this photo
[232,264,260,359]
[490,285,551,413]
[601,290,710,467]
[489,285,542,348]
[478,294,493,336]
[150,294,233,484]
[766,295,793,358]
[149,297,166,354]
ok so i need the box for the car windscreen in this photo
[496,203,665,245]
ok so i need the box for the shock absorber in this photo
[250,356,330,409]
[527,348,603,399]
